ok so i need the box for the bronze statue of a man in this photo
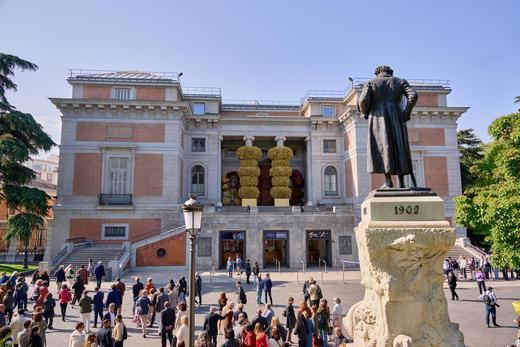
[358,66,418,188]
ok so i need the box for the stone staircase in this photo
[52,245,122,274]
[447,245,478,260]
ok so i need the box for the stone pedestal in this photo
[345,189,465,347]
[274,198,289,206]
[242,198,257,207]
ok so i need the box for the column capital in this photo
[305,136,311,143]
[218,135,224,142]
[243,136,255,146]
[274,136,286,147]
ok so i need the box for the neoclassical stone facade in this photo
[47,70,467,269]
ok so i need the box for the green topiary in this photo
[237,146,262,160]
[238,187,260,198]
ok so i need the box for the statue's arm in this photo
[357,82,372,119]
[401,80,418,122]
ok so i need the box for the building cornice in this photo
[49,97,191,113]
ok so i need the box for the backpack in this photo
[122,325,128,340]
[482,294,492,305]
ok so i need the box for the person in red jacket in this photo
[242,324,256,347]
[58,284,72,321]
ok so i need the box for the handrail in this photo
[50,246,68,268]
[300,259,305,274]
[115,247,126,261]
[272,257,281,273]
[463,239,489,258]
[132,224,184,243]
[318,258,327,282]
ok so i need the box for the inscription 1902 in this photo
[394,205,419,215]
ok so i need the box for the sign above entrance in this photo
[220,231,245,240]
[264,231,288,240]
[307,230,331,240]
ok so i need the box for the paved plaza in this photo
[37,269,519,347]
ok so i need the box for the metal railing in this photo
[98,194,133,206]
[318,258,327,282]
[304,90,345,100]
[300,259,306,274]
[182,87,222,98]
[272,257,281,273]
[68,69,179,83]
[340,260,360,284]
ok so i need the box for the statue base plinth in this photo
[241,199,257,207]
[346,193,465,347]
[274,198,290,206]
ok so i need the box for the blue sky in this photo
[2,0,519,150]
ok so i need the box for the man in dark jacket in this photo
[97,319,113,347]
[54,266,66,293]
[94,262,105,288]
[161,302,176,347]
[105,284,122,312]
[92,287,104,328]
[203,306,225,346]
[250,308,268,331]
[132,277,144,315]
[155,287,169,334]
[263,273,273,305]
[195,273,202,306]
[236,281,247,304]
[245,259,252,284]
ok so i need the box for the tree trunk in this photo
[23,243,28,269]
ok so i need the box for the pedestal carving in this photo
[345,193,465,347]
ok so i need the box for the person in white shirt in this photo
[68,322,85,347]
[331,297,343,328]
[176,315,189,346]
[103,303,116,327]
[9,309,26,346]
[458,256,467,280]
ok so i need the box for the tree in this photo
[457,129,484,191]
[455,112,520,269]
[0,53,55,268]
[515,96,520,110]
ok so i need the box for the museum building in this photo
[46,70,468,270]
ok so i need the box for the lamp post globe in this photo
[182,193,203,347]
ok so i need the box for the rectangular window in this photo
[46,173,53,181]
[108,157,129,194]
[338,235,353,254]
[114,88,132,101]
[323,105,335,117]
[191,138,206,152]
[102,225,128,239]
[323,140,337,153]
[193,102,206,115]
[197,237,212,257]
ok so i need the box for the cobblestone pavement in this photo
[36,270,519,347]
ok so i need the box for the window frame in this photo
[338,235,353,255]
[112,87,134,101]
[323,139,337,153]
[193,102,206,115]
[322,105,336,118]
[191,138,206,152]
[197,237,212,257]
[190,164,206,196]
[101,151,134,195]
[323,165,339,196]
[101,223,129,240]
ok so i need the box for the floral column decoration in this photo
[237,136,261,207]
[268,136,293,206]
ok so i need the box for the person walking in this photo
[226,257,234,278]
[283,297,296,344]
[263,274,273,305]
[242,324,256,347]
[316,300,330,347]
[256,275,263,305]
[114,278,125,315]
[483,287,500,328]
[250,309,268,332]
[131,277,144,316]
[105,285,122,317]
[223,328,240,347]
[112,315,126,347]
[17,320,31,347]
[77,266,89,286]
[176,302,189,331]
[68,322,85,347]
[252,262,260,286]
[267,328,284,347]
[160,302,176,347]
[254,323,268,347]
[245,259,252,285]
[54,266,66,294]
[176,316,189,347]
[302,278,311,304]
[92,287,104,328]
[262,304,274,326]
[103,303,116,328]
[269,317,287,343]
[475,268,487,297]
[28,326,43,347]
[447,271,459,300]
[331,297,342,328]
[31,312,46,347]
[308,280,319,308]
[9,309,26,347]
[94,262,105,289]
[195,273,202,306]
[79,290,93,333]
[236,281,247,305]
[71,276,84,308]
[58,284,72,322]
[167,285,178,310]
[97,319,113,347]
[294,313,308,347]
[177,277,187,303]
[235,255,243,276]
[458,256,467,280]
[203,306,225,346]
[135,291,151,337]
[155,287,169,334]
[3,290,14,324]
[42,293,55,329]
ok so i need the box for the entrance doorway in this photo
[263,230,288,268]
[219,231,246,268]
[306,230,332,267]
[258,161,274,206]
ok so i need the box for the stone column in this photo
[243,135,255,147]
[305,137,313,205]
[345,191,465,346]
[217,136,223,205]
[274,136,286,147]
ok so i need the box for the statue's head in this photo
[374,65,394,76]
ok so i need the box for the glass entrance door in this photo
[263,230,288,267]
[220,231,246,268]
[306,230,332,267]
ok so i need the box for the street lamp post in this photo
[182,194,203,347]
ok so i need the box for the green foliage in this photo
[455,112,520,269]
[0,53,55,268]
[457,129,484,191]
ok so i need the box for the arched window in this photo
[191,165,205,195]
[324,166,338,196]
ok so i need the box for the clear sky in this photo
[2,0,519,151]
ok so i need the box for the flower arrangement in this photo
[268,146,293,200]
[237,145,262,200]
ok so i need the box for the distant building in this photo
[48,70,467,269]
